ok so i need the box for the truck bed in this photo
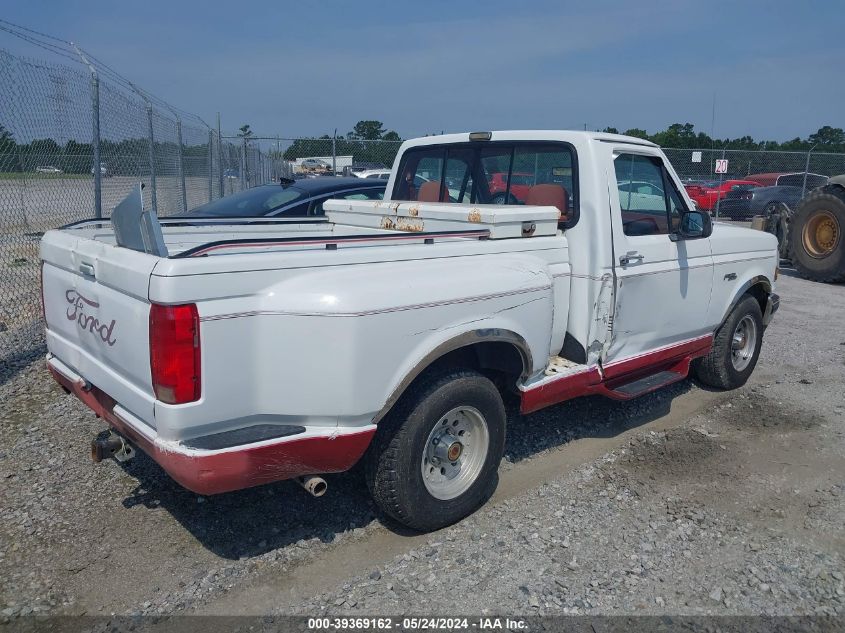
[58,199,562,259]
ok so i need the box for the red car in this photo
[684,179,761,211]
[488,172,535,202]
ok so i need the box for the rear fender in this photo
[372,329,533,424]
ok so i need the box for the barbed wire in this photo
[0,18,210,130]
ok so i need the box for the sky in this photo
[2,0,844,142]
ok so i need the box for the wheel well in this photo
[373,339,530,424]
[427,342,527,389]
[743,282,770,316]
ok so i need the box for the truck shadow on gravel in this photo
[115,379,696,559]
[503,379,694,463]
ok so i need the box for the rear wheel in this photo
[364,369,506,531]
[693,295,763,390]
[788,188,845,282]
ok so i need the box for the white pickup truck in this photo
[41,131,779,531]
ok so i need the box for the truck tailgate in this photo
[40,229,160,427]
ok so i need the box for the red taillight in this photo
[149,303,201,404]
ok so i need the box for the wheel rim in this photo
[731,315,758,372]
[802,210,840,259]
[421,406,490,501]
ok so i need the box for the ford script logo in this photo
[65,289,117,347]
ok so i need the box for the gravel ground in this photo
[1,272,843,621]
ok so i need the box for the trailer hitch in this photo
[91,431,135,463]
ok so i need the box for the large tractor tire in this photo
[788,186,845,283]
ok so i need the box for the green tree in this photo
[349,120,385,140]
[238,124,253,139]
[651,123,698,148]
[382,130,401,142]
[808,126,845,148]
[623,128,649,140]
[0,123,19,172]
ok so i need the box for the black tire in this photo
[692,295,763,390]
[788,188,845,283]
[760,202,791,257]
[364,369,506,531]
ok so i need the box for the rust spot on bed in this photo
[468,208,482,223]
[396,218,424,232]
[408,205,420,217]
[380,216,423,232]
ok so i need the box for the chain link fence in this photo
[0,37,286,372]
[663,147,845,217]
[255,137,402,178]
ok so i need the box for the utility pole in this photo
[802,144,817,196]
[216,113,223,198]
[71,43,101,218]
[710,92,716,175]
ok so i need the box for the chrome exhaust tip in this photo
[296,475,327,497]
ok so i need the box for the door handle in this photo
[619,251,644,266]
[78,262,95,277]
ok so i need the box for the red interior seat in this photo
[417,181,445,202]
[525,184,569,220]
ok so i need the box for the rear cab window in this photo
[392,141,579,227]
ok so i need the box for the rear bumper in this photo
[48,359,375,495]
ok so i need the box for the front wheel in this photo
[692,295,763,390]
[364,369,506,531]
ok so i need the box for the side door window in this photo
[615,153,671,236]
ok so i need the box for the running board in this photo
[520,335,712,414]
[603,369,687,400]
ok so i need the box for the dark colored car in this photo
[718,173,830,220]
[184,177,385,218]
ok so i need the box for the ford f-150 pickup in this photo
[41,131,780,531]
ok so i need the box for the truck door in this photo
[606,149,714,362]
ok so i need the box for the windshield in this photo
[187,186,304,217]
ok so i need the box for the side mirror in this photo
[671,209,712,241]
